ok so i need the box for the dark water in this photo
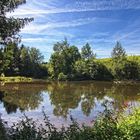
[0,81,140,127]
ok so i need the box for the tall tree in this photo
[53,38,69,53]
[49,40,81,79]
[30,47,44,64]
[111,41,126,61]
[0,0,33,44]
[81,43,95,60]
[3,42,20,75]
[0,47,4,74]
[20,45,31,76]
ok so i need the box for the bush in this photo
[74,60,113,81]
[0,120,7,140]
[118,109,140,140]
[58,73,68,81]
[112,60,140,80]
[0,106,140,140]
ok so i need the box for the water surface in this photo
[0,81,140,127]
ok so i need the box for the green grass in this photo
[0,76,33,83]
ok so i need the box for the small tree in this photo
[81,43,96,60]
[111,41,126,62]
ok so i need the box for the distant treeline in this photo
[47,40,140,81]
[1,40,140,81]
[0,0,140,81]
[0,43,47,78]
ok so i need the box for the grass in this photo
[0,102,140,140]
[0,76,33,83]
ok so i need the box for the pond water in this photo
[0,81,140,127]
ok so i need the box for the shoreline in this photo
[0,76,140,85]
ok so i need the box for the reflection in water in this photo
[0,82,140,121]
[0,84,44,114]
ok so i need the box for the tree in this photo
[74,58,113,81]
[0,0,33,44]
[3,42,20,75]
[53,38,69,53]
[49,40,81,80]
[29,47,44,77]
[30,48,44,64]
[0,47,4,74]
[19,45,45,77]
[20,45,31,76]
[113,60,140,80]
[81,43,95,60]
[111,41,126,61]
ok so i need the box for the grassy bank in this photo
[0,76,33,83]
[0,105,140,140]
[0,76,140,86]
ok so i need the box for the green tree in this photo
[29,47,44,77]
[81,43,96,60]
[0,47,4,74]
[53,38,69,52]
[74,60,89,80]
[20,45,31,76]
[49,40,80,80]
[111,41,126,62]
[0,0,33,44]
[19,45,45,77]
[3,42,20,75]
[30,47,44,64]
[113,60,140,80]
[74,59,113,80]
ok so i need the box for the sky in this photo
[8,0,140,61]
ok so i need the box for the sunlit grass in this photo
[0,76,33,83]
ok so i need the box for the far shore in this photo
[0,76,140,86]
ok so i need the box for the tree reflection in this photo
[0,82,140,117]
[0,84,44,114]
[46,82,140,117]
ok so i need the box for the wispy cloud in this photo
[116,29,140,41]
[21,17,119,35]
[7,0,140,59]
[76,0,140,11]
[8,0,140,17]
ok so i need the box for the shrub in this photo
[58,73,68,81]
[118,109,140,140]
[0,119,7,140]
[0,106,140,140]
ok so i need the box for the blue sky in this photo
[8,0,140,61]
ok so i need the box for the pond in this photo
[0,81,140,127]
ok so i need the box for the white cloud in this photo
[22,37,61,43]
[21,17,119,35]
[21,17,96,34]
[7,0,140,18]
[6,0,140,59]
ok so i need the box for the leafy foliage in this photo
[119,109,140,140]
[0,0,33,44]
[0,43,47,78]
[81,43,96,60]
[48,40,140,81]
[111,41,126,62]
[1,105,140,140]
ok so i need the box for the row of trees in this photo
[1,39,139,81]
[0,43,47,77]
[0,0,139,81]
[48,40,140,81]
[0,0,47,78]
